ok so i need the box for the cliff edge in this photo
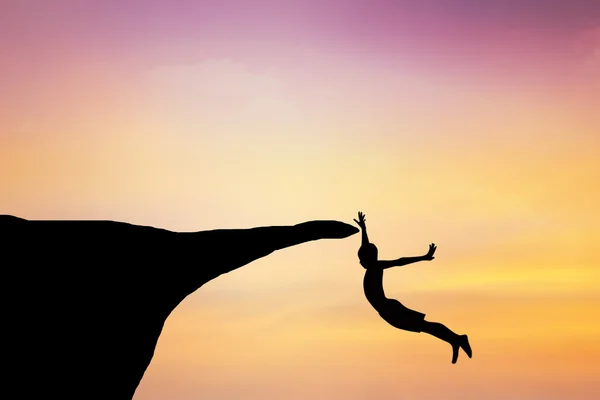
[2,215,358,399]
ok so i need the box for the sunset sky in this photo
[1,1,599,399]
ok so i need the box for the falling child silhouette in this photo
[353,211,472,364]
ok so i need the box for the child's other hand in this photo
[424,243,437,260]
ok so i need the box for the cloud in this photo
[139,55,414,139]
[143,58,291,123]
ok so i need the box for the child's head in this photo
[358,243,378,268]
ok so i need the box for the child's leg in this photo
[421,320,471,364]
[421,320,459,344]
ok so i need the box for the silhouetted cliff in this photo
[2,215,358,399]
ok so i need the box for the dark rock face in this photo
[2,215,358,399]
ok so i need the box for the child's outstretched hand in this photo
[353,211,367,230]
[423,243,437,260]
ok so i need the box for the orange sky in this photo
[1,1,599,399]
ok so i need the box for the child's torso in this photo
[363,268,387,309]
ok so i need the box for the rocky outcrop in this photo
[2,215,358,399]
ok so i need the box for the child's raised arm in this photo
[353,211,369,246]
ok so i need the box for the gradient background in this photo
[1,1,599,399]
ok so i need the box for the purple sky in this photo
[3,1,598,61]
